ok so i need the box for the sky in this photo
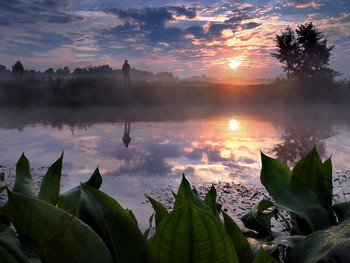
[0,0,349,79]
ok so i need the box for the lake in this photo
[1,105,350,229]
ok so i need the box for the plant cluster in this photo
[1,147,350,262]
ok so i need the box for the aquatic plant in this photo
[1,148,350,262]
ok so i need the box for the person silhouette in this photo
[122,121,131,147]
[122,60,131,85]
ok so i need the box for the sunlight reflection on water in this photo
[1,106,350,228]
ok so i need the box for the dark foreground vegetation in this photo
[1,147,350,262]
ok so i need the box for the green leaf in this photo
[256,200,274,214]
[149,200,238,263]
[78,184,148,263]
[292,146,333,211]
[143,213,154,240]
[13,153,36,197]
[147,195,168,228]
[241,200,274,236]
[57,168,102,215]
[222,211,252,263]
[271,235,305,248]
[84,167,103,188]
[260,152,329,232]
[334,201,350,222]
[252,247,278,263]
[37,152,63,205]
[204,185,220,218]
[288,217,350,263]
[173,175,211,212]
[0,223,30,263]
[7,190,113,263]
[126,208,139,226]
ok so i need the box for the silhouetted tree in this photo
[56,66,70,77]
[0,64,7,73]
[272,22,339,81]
[44,68,55,75]
[12,61,25,75]
[73,67,88,76]
[271,26,299,81]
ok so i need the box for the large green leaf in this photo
[7,190,113,263]
[0,223,30,263]
[252,247,279,263]
[241,200,274,237]
[292,147,333,211]
[13,153,36,197]
[260,152,329,232]
[147,195,168,228]
[77,184,148,263]
[57,168,102,215]
[288,217,350,263]
[204,185,220,218]
[173,175,211,212]
[222,211,251,263]
[149,200,238,263]
[37,153,63,205]
[333,201,350,222]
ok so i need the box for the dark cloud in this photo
[208,24,235,37]
[168,6,197,19]
[241,22,261,30]
[0,0,84,26]
[186,26,207,38]
[147,27,185,43]
[225,10,251,24]
[104,6,197,31]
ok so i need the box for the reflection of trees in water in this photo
[272,122,337,167]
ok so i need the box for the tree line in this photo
[0,61,182,82]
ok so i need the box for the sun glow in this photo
[229,59,241,69]
[229,119,239,131]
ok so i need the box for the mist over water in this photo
[1,105,350,228]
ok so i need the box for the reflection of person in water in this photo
[122,122,131,147]
[122,60,131,85]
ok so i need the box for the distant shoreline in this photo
[0,75,349,108]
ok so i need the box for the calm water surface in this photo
[1,105,350,228]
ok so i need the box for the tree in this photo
[44,68,55,75]
[272,22,339,81]
[56,66,70,77]
[0,64,7,73]
[12,60,25,75]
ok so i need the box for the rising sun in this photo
[229,59,241,69]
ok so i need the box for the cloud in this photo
[0,0,84,26]
[208,23,235,37]
[96,139,183,177]
[288,0,322,8]
[241,22,261,30]
[186,26,207,38]
[225,10,251,24]
[104,6,197,31]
